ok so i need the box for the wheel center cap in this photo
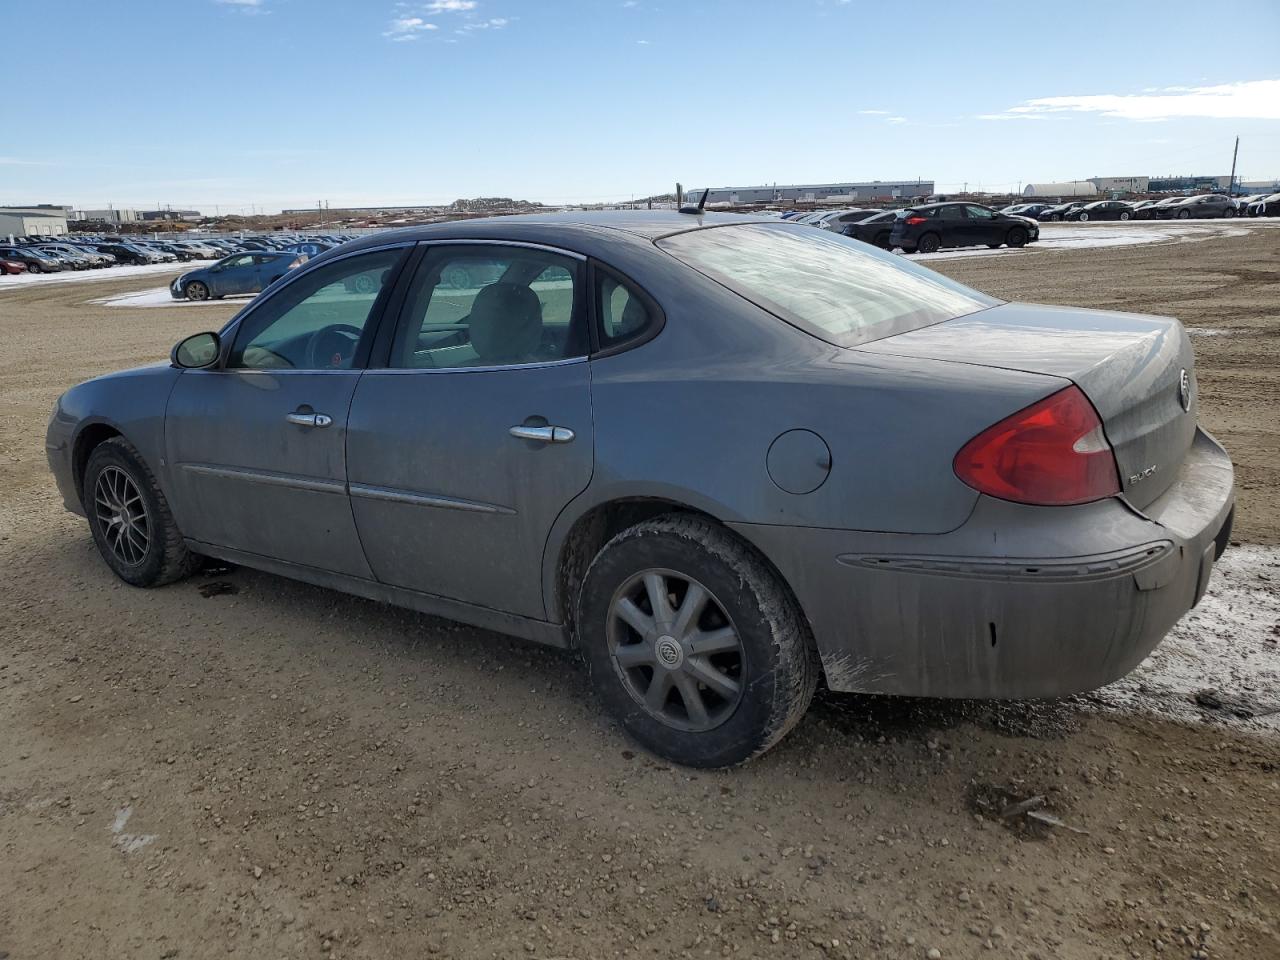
[655,635,684,669]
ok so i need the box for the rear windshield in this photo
[657,223,999,347]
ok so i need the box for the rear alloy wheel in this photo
[185,281,210,301]
[1119,211,1131,221]
[1223,207,1235,218]
[1078,212,1090,222]
[84,437,202,587]
[1007,227,1028,248]
[579,516,818,767]
[1177,209,1191,219]
[917,232,941,254]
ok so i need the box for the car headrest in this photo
[468,282,543,364]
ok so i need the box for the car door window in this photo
[228,247,405,370]
[939,206,967,220]
[391,246,586,369]
[965,206,995,219]
[222,255,254,270]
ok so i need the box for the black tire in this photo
[1077,212,1089,222]
[917,232,941,254]
[185,281,209,301]
[26,262,41,274]
[1119,211,1131,221]
[1007,226,1028,248]
[1177,209,1191,219]
[1223,207,1235,218]
[83,437,202,588]
[578,515,818,768]
[986,243,1001,249]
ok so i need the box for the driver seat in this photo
[468,282,544,365]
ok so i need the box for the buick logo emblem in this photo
[1178,368,1192,413]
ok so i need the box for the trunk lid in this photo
[859,302,1198,508]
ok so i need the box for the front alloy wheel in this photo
[186,280,209,301]
[94,465,150,567]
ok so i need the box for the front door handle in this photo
[509,425,575,444]
[286,412,333,428]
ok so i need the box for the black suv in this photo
[889,203,1039,254]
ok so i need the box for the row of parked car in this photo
[779,203,1040,254]
[0,232,354,278]
[1003,192,1280,223]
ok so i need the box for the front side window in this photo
[966,205,995,219]
[390,246,585,369]
[658,223,999,348]
[228,247,404,370]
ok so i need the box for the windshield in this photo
[657,223,1000,348]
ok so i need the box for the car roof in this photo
[333,211,779,257]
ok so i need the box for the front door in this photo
[164,246,409,577]
[964,205,1001,244]
[347,242,594,620]
[209,254,259,297]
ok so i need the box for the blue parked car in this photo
[171,251,307,301]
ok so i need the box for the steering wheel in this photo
[305,324,363,369]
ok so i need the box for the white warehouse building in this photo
[0,205,70,239]
[1022,181,1099,198]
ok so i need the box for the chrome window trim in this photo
[413,238,588,261]
[364,355,587,376]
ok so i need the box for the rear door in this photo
[164,245,410,576]
[938,204,970,247]
[346,241,594,619]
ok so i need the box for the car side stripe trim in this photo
[348,482,516,516]
[178,462,346,495]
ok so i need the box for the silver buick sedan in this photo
[46,212,1234,767]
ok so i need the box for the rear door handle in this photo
[286,412,333,428]
[509,425,575,443]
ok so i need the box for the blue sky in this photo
[4,0,1279,212]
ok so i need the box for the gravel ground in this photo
[2,227,1279,960]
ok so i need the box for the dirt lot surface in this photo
[2,227,1279,960]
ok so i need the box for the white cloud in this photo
[216,0,269,13]
[425,0,477,10]
[857,109,890,115]
[636,39,650,44]
[457,17,508,32]
[384,15,439,38]
[886,116,907,125]
[995,79,1280,121]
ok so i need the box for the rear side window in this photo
[597,271,657,349]
[657,223,999,348]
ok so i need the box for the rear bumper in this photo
[731,428,1234,698]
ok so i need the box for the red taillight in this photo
[905,216,928,225]
[953,386,1120,506]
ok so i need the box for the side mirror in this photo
[172,331,221,369]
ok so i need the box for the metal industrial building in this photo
[0,205,70,239]
[77,208,138,224]
[686,181,935,204]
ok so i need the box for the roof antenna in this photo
[679,187,710,215]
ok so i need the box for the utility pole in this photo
[1228,136,1240,196]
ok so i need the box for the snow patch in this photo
[0,261,192,291]
[109,805,157,853]
[88,287,252,309]
[1093,545,1280,730]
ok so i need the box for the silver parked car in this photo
[46,212,1234,767]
